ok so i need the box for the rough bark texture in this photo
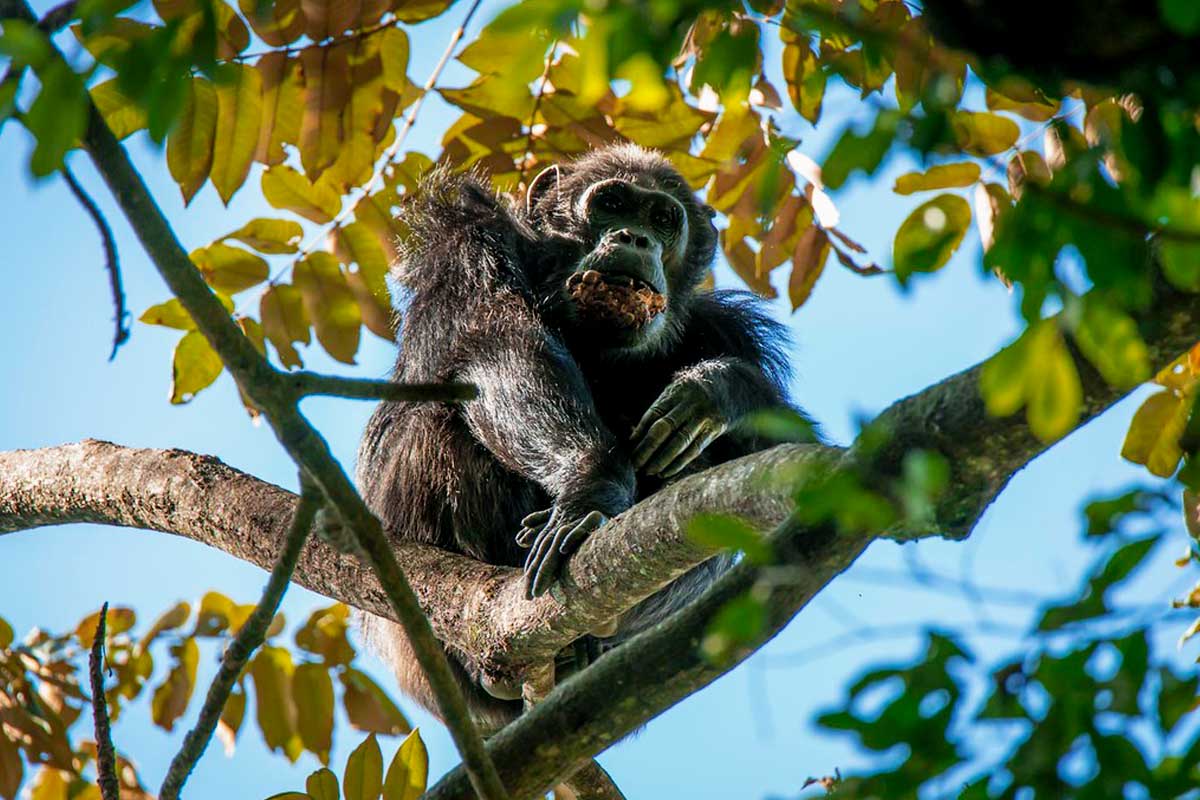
[0,439,829,679]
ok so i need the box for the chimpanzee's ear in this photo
[526,164,563,213]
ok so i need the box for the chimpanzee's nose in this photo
[614,229,652,250]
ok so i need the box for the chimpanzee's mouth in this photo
[565,270,662,296]
[564,269,668,330]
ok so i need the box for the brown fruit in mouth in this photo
[566,272,666,328]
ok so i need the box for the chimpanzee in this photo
[355,144,805,731]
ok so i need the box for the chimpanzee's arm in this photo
[631,291,804,477]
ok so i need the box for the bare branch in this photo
[285,372,477,403]
[60,164,129,360]
[158,482,319,800]
[89,602,120,800]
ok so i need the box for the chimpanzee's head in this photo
[523,144,718,353]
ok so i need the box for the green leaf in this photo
[1025,322,1083,441]
[382,729,428,800]
[378,27,411,92]
[686,513,771,564]
[293,663,334,764]
[822,111,897,190]
[343,734,383,800]
[167,78,218,205]
[339,668,410,736]
[307,768,340,800]
[170,330,223,403]
[1072,297,1150,388]
[1160,239,1200,291]
[740,407,818,442]
[210,62,263,204]
[294,252,361,364]
[151,637,199,731]
[262,164,342,223]
[191,243,269,294]
[25,61,88,176]
[781,40,825,124]
[893,163,981,195]
[1158,667,1200,730]
[1160,0,1200,34]
[226,218,304,254]
[702,593,767,664]
[892,194,971,283]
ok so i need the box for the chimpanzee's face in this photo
[525,146,717,353]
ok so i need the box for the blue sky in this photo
[0,3,1188,798]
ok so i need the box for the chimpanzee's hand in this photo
[516,480,630,599]
[630,380,727,478]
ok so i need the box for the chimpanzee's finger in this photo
[643,418,708,476]
[658,422,726,478]
[529,525,572,598]
[521,508,553,527]
[630,388,681,442]
[558,510,607,554]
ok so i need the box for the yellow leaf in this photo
[378,26,410,92]
[255,52,303,165]
[347,270,395,341]
[261,284,311,369]
[299,43,351,180]
[781,40,825,124]
[151,638,198,731]
[984,80,1058,122]
[951,111,1020,157]
[262,164,342,223]
[723,233,776,299]
[1122,390,1191,477]
[211,63,263,205]
[239,0,305,47]
[0,616,12,649]
[227,218,304,254]
[140,298,196,330]
[139,601,191,650]
[307,768,339,800]
[294,252,361,364]
[170,331,223,403]
[391,0,453,22]
[335,223,389,298]
[293,663,334,764]
[217,684,246,756]
[167,78,218,205]
[90,79,146,139]
[301,0,359,40]
[193,590,236,636]
[295,604,355,666]
[353,193,406,261]
[339,668,410,735]
[893,162,981,195]
[972,182,1009,254]
[787,225,830,310]
[251,646,302,762]
[343,733,383,800]
[382,729,428,800]
[75,606,136,647]
[191,243,270,294]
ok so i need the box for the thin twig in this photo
[517,41,558,188]
[226,16,401,63]
[37,0,76,32]
[286,372,477,402]
[88,602,120,800]
[61,163,129,359]
[158,483,319,800]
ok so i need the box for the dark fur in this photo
[357,144,801,731]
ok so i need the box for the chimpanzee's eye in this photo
[651,205,677,232]
[592,185,625,213]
